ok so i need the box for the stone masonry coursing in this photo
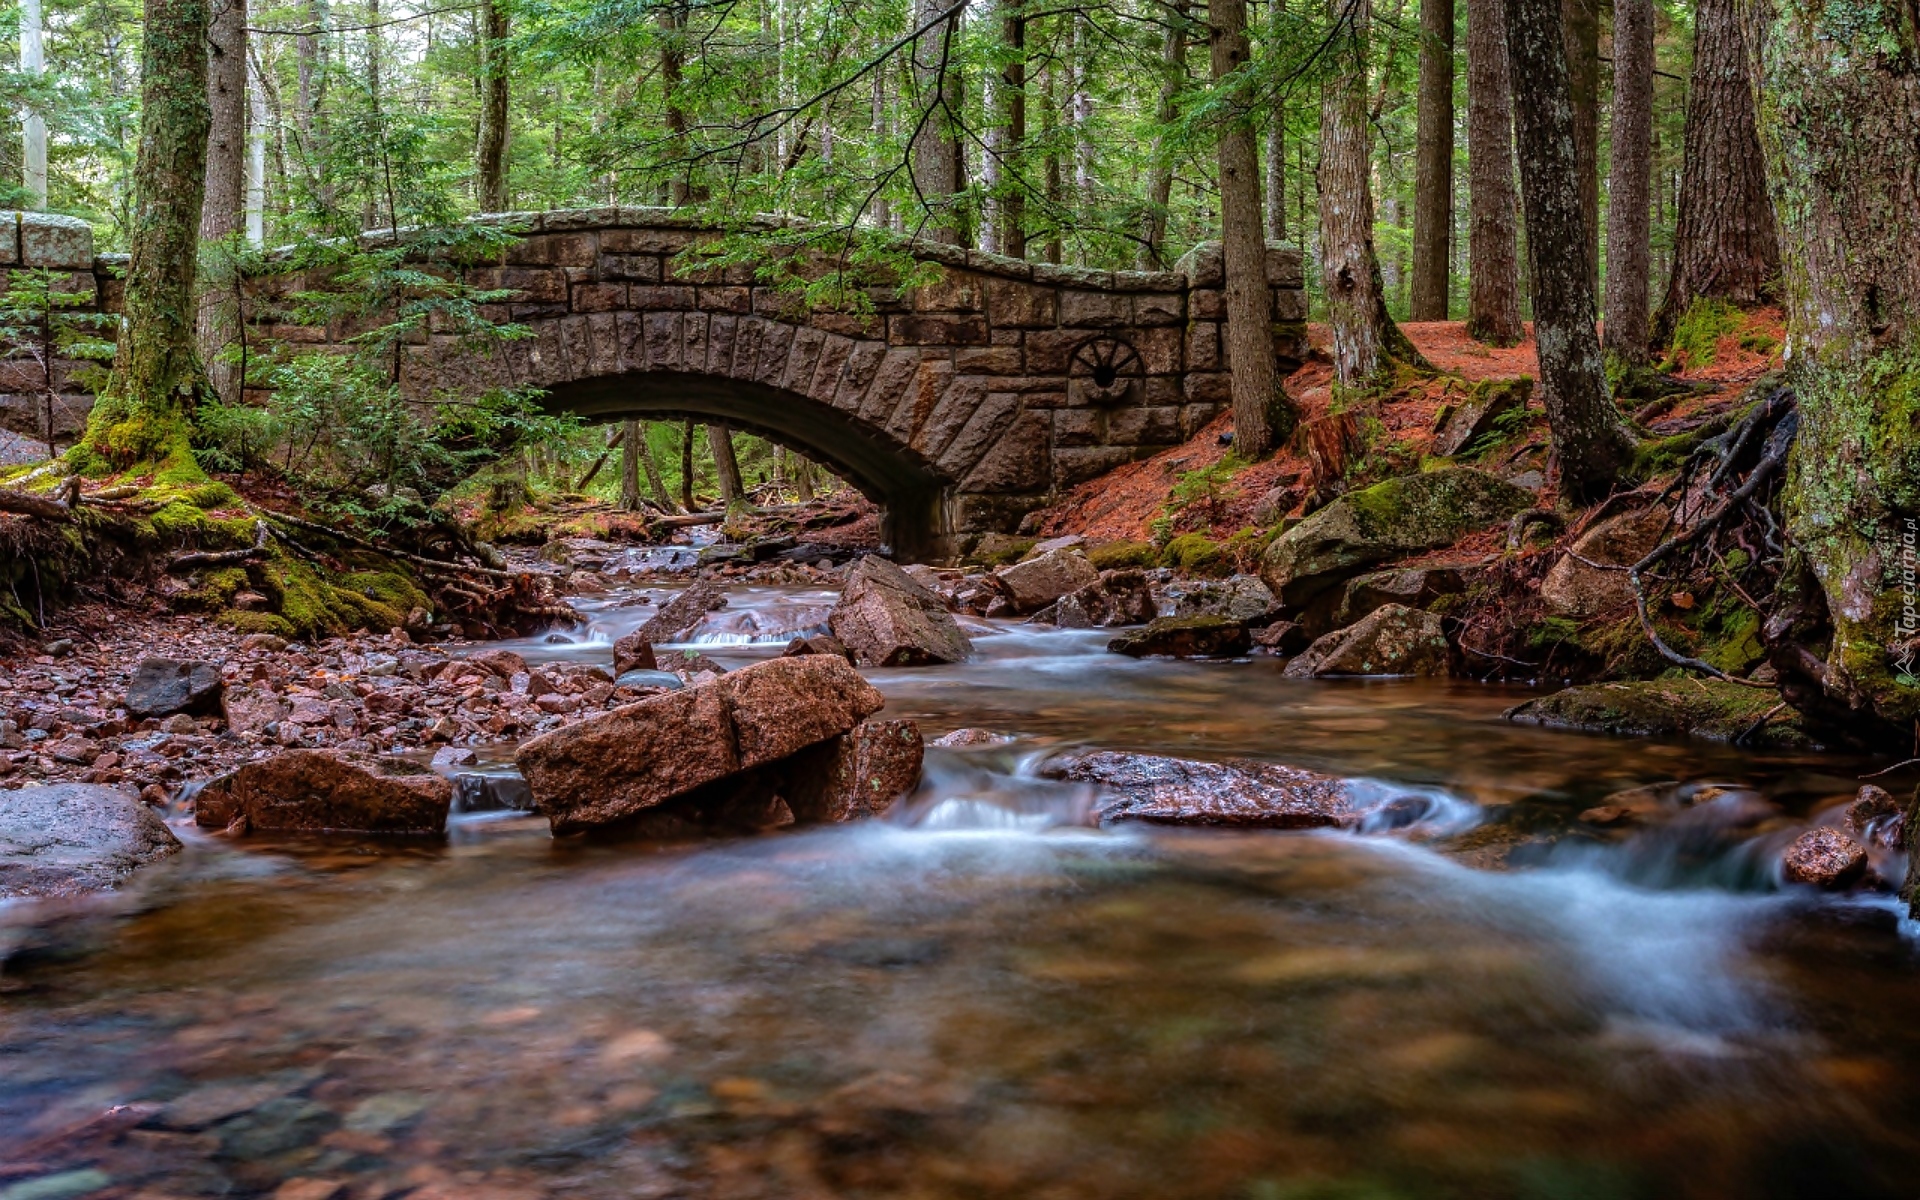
[19,209,1308,562]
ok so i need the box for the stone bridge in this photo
[9,209,1308,562]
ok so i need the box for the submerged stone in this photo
[1040,750,1352,828]
[0,783,183,899]
[194,750,454,835]
[1107,615,1250,658]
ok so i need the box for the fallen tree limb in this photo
[265,511,521,580]
[166,521,270,572]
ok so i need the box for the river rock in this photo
[1033,569,1157,628]
[634,578,728,643]
[1504,680,1817,749]
[783,720,926,822]
[1040,750,1352,828]
[221,686,290,736]
[194,750,455,834]
[932,728,1017,747]
[995,548,1100,614]
[829,556,973,667]
[1781,828,1868,889]
[1259,468,1534,608]
[1847,784,1904,847]
[612,631,658,675]
[1282,604,1450,678]
[1540,504,1672,618]
[1170,574,1279,623]
[125,657,225,718]
[1332,565,1469,629]
[0,783,184,899]
[1108,615,1250,658]
[466,648,528,678]
[782,634,856,662]
[517,654,887,833]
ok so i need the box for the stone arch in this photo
[543,370,953,559]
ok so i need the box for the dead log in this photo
[167,521,270,572]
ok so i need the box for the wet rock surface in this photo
[194,749,455,835]
[828,556,973,667]
[1539,504,1672,619]
[1505,680,1816,749]
[994,548,1101,614]
[517,655,889,833]
[0,782,183,898]
[630,578,728,644]
[1283,604,1450,678]
[1781,828,1868,889]
[1108,615,1251,658]
[125,658,225,718]
[1040,750,1352,828]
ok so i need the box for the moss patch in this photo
[1160,533,1227,575]
[1088,540,1156,570]
[1506,680,1814,750]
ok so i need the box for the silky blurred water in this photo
[2,580,1916,1199]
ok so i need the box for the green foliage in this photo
[0,268,116,456]
[1160,532,1226,575]
[1161,454,1245,534]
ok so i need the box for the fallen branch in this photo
[265,511,520,580]
[0,483,73,521]
[1506,509,1563,552]
[166,521,270,572]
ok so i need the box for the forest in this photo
[2,0,1920,1192]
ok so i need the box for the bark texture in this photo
[475,0,510,211]
[709,423,745,508]
[196,0,246,405]
[1140,4,1187,268]
[619,418,641,512]
[1409,0,1454,321]
[1652,0,1778,345]
[1560,0,1598,281]
[1602,0,1653,364]
[88,0,213,462]
[1752,0,1920,736]
[1212,0,1289,453]
[1503,0,1633,502]
[999,1,1026,258]
[1318,0,1425,389]
[1465,0,1523,345]
[911,0,969,245]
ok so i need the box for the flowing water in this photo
[5,579,1920,1199]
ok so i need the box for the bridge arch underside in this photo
[545,371,979,562]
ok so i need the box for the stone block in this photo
[505,231,597,268]
[19,212,91,269]
[629,284,695,310]
[586,312,622,376]
[643,312,683,371]
[1134,291,1185,325]
[601,227,701,254]
[0,211,16,264]
[984,277,1058,328]
[753,321,795,386]
[1135,325,1184,375]
[780,325,826,393]
[960,411,1052,493]
[955,346,1023,374]
[697,286,752,314]
[1052,407,1103,447]
[832,341,892,412]
[570,282,627,313]
[704,315,738,373]
[1174,240,1224,287]
[1053,445,1136,487]
[1023,328,1084,374]
[890,313,989,345]
[680,311,709,368]
[1060,289,1129,326]
[499,266,567,302]
[1108,405,1183,446]
[1187,322,1221,370]
[911,270,985,312]
[1191,289,1226,319]
[1273,287,1309,322]
[1264,243,1305,288]
[805,333,858,402]
[598,253,662,282]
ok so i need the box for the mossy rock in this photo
[1505,680,1815,750]
[1160,533,1228,576]
[217,609,297,639]
[1088,540,1156,571]
[966,534,1037,569]
[1259,468,1535,608]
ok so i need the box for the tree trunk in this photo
[679,419,695,510]
[619,419,642,511]
[709,424,744,508]
[1465,0,1523,345]
[1212,0,1289,454]
[911,0,969,245]
[1560,0,1598,284]
[246,51,267,245]
[1502,0,1633,503]
[1651,0,1778,345]
[1751,0,1920,741]
[638,424,674,510]
[1140,4,1187,268]
[87,0,212,464]
[1409,0,1453,320]
[1601,0,1653,365]
[294,0,330,204]
[21,0,46,206]
[662,3,694,205]
[197,0,246,406]
[1317,0,1426,390]
[475,0,510,211]
[1000,0,1026,258]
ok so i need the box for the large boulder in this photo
[126,658,225,718]
[1504,680,1817,749]
[517,654,887,833]
[1,784,183,899]
[1107,615,1250,658]
[194,750,454,835]
[829,556,973,667]
[1039,750,1353,828]
[1036,569,1157,629]
[633,578,728,644]
[1170,574,1280,623]
[1282,604,1451,678]
[1539,505,1672,618]
[994,548,1100,614]
[1259,468,1534,608]
[1331,565,1469,629]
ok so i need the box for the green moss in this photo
[1507,680,1814,749]
[183,481,240,509]
[1088,540,1156,570]
[148,499,213,542]
[180,566,250,611]
[339,569,430,618]
[1160,533,1227,575]
[217,609,296,638]
[1661,299,1743,370]
[966,537,1036,568]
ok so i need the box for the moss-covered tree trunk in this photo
[83,0,212,469]
[1465,0,1523,346]
[1503,0,1634,503]
[1752,0,1920,740]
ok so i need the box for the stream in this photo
[3,577,1919,1198]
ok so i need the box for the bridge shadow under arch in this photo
[543,370,951,560]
